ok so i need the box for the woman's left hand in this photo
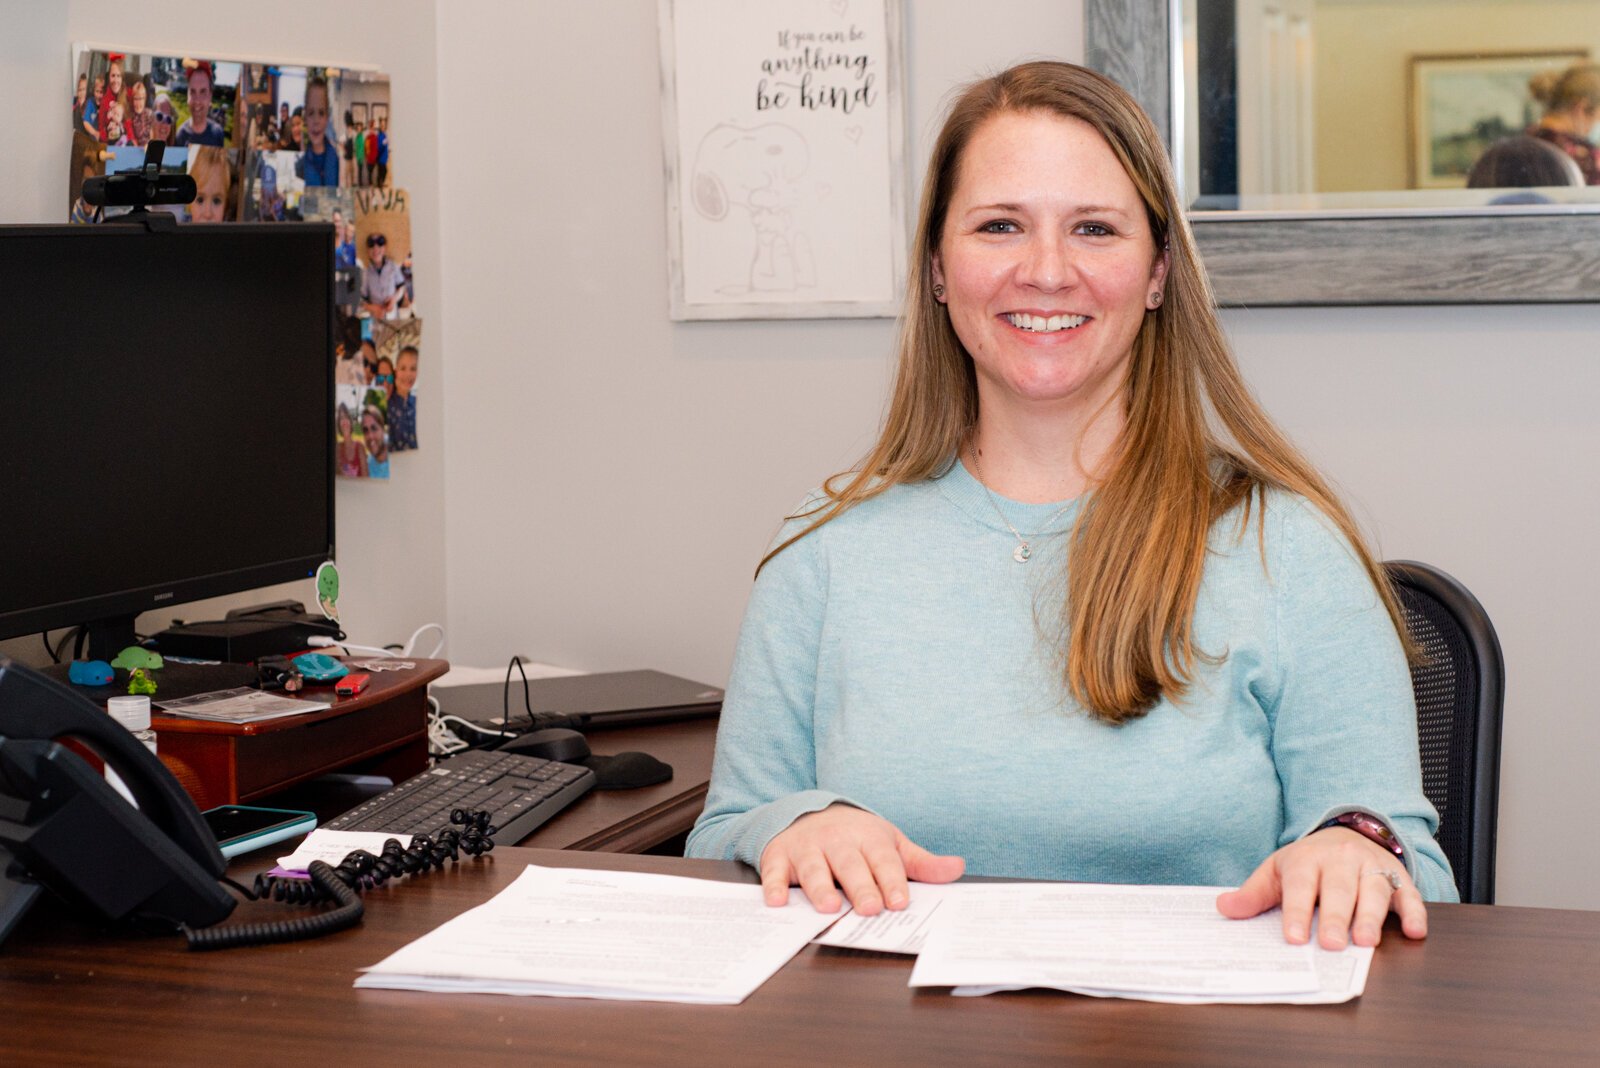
[1215,827,1428,949]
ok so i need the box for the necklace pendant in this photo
[1013,543,1032,563]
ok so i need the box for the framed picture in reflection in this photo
[1408,49,1588,188]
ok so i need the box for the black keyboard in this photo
[323,749,596,843]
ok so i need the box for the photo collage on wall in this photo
[68,48,421,479]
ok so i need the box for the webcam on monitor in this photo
[82,140,195,209]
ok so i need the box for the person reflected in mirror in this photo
[686,61,1456,952]
[1528,63,1600,185]
[1467,134,1583,204]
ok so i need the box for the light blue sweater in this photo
[687,460,1457,902]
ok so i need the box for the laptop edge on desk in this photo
[432,669,724,729]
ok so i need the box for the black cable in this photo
[184,861,365,949]
[504,655,533,727]
[183,808,498,951]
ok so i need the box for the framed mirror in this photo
[1086,0,1600,306]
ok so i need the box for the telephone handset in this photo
[0,657,236,947]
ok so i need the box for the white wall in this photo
[432,2,1081,678]
[0,0,447,661]
[1227,303,1600,910]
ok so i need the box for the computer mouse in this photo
[497,727,591,764]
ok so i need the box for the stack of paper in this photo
[357,865,840,1004]
[156,687,329,723]
[853,882,1371,1004]
[360,870,1371,1006]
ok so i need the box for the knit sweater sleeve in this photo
[1264,497,1459,902]
[685,505,868,869]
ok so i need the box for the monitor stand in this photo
[80,614,140,663]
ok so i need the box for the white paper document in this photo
[812,882,958,954]
[910,883,1370,1003]
[155,687,329,723]
[278,830,413,873]
[356,865,842,1004]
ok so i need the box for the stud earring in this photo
[1149,291,1163,307]
[932,283,946,299]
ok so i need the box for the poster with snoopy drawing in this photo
[659,0,907,319]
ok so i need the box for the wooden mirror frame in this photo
[1084,0,1600,306]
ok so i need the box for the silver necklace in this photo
[969,449,1075,563]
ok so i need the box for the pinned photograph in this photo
[334,311,368,386]
[360,386,391,479]
[171,59,238,148]
[68,131,104,222]
[372,317,421,452]
[304,187,361,305]
[249,150,305,221]
[343,75,391,187]
[186,146,238,223]
[355,187,413,320]
[335,383,368,478]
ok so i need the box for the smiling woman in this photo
[931,109,1167,482]
[687,60,1458,957]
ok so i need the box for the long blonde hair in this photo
[762,61,1411,725]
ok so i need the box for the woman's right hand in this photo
[759,804,965,915]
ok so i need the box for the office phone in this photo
[1,657,497,950]
[0,656,236,947]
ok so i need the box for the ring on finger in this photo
[1361,868,1404,891]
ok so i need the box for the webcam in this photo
[82,140,196,209]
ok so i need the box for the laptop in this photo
[433,669,724,730]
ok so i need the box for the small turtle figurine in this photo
[127,667,158,696]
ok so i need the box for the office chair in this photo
[1384,560,1505,904]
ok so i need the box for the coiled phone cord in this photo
[183,809,497,951]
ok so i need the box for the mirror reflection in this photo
[1180,0,1600,210]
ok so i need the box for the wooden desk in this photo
[155,659,447,810]
[4,848,1597,1067]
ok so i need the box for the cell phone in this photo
[201,805,318,858]
[335,672,371,696]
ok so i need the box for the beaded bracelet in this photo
[1317,811,1404,859]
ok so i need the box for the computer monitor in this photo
[0,222,335,660]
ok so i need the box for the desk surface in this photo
[519,717,717,852]
[5,847,1597,1067]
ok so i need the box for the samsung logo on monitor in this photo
[153,592,176,602]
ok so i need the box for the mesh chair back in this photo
[1384,561,1504,904]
